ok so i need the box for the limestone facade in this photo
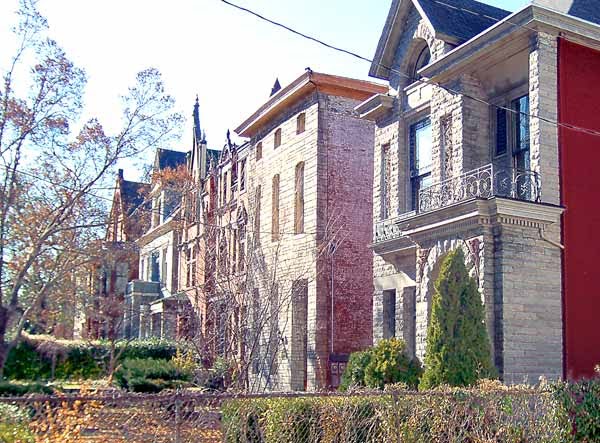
[364,0,565,383]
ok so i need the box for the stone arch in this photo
[415,236,485,361]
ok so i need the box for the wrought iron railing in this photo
[418,163,540,213]
[373,164,541,244]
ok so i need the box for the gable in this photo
[370,0,510,81]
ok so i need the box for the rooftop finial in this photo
[270,78,282,97]
[193,96,202,146]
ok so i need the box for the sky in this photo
[0,0,530,180]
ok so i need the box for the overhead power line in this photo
[219,0,600,139]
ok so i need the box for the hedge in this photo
[114,358,192,392]
[223,382,577,443]
[4,336,181,381]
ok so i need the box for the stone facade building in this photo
[361,0,600,383]
[234,72,386,390]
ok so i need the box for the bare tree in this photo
[0,0,183,376]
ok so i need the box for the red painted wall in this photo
[559,39,600,379]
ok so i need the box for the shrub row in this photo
[222,382,587,443]
[4,336,181,381]
[114,358,192,393]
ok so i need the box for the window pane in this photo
[414,120,432,172]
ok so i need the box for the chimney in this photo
[118,169,124,180]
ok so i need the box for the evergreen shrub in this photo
[339,338,421,391]
[420,249,496,389]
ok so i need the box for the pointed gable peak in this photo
[370,0,510,80]
[270,78,282,97]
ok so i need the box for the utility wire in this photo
[219,0,600,139]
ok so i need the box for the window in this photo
[269,283,279,376]
[256,142,263,160]
[412,44,431,81]
[150,251,160,283]
[512,95,530,170]
[191,247,197,287]
[380,144,391,219]
[251,288,261,374]
[295,162,305,234]
[272,175,280,241]
[239,159,246,191]
[239,225,246,272]
[409,118,432,211]
[274,128,282,149]
[185,249,191,287]
[495,95,530,168]
[161,248,168,286]
[254,185,261,245]
[296,113,306,134]
[382,289,397,339]
[232,228,238,273]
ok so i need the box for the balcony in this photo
[374,163,541,245]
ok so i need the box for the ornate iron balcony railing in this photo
[373,164,541,244]
[418,163,541,213]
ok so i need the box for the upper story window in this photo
[410,118,432,211]
[274,128,282,149]
[381,144,391,219]
[296,113,306,134]
[239,159,246,192]
[294,162,305,234]
[256,142,263,160]
[495,95,530,170]
[412,44,431,81]
[272,174,280,241]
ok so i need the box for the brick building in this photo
[362,0,600,382]
[74,170,149,340]
[234,71,386,390]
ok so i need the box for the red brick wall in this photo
[316,93,375,384]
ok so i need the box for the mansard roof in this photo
[370,0,510,80]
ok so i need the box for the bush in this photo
[0,381,54,396]
[554,379,600,441]
[114,358,192,392]
[420,249,496,390]
[4,336,181,381]
[339,351,371,391]
[222,386,569,443]
[339,338,421,391]
[0,404,34,443]
[364,338,422,390]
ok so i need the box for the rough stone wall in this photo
[494,221,563,383]
[246,93,321,391]
[530,32,560,206]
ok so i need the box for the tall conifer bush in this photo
[420,249,496,389]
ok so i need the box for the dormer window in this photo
[412,44,431,81]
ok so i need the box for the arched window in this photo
[296,113,306,134]
[412,44,431,81]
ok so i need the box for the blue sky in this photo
[0,0,530,179]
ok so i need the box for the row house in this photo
[233,71,386,391]
[361,0,600,382]
[124,147,193,340]
[74,170,149,339]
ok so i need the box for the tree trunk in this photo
[0,342,10,380]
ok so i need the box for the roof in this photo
[417,0,509,43]
[121,179,150,216]
[370,0,510,79]
[534,0,600,26]
[206,148,220,171]
[155,148,188,171]
[235,71,387,138]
